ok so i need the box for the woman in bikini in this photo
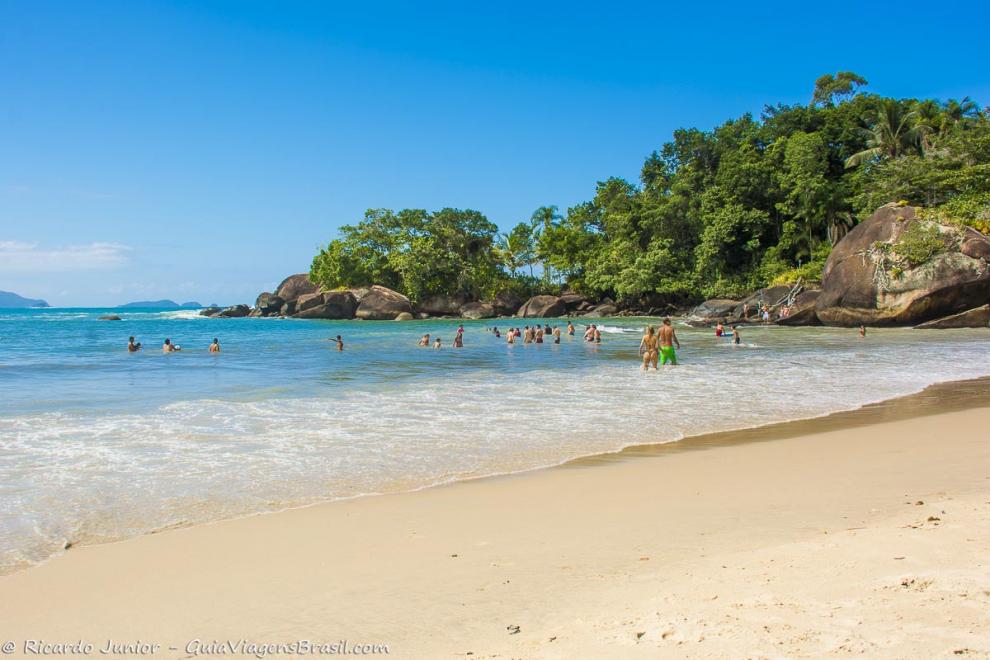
[639,325,659,370]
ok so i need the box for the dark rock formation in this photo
[199,306,221,317]
[775,290,822,326]
[417,294,466,316]
[516,295,566,318]
[914,305,990,329]
[255,292,284,316]
[688,299,739,326]
[583,303,618,317]
[294,291,358,320]
[493,291,524,316]
[816,203,990,326]
[98,315,122,321]
[559,293,589,312]
[275,274,319,304]
[217,304,251,318]
[354,285,413,320]
[460,302,496,319]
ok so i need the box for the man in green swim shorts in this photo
[658,317,681,365]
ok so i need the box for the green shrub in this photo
[894,221,946,268]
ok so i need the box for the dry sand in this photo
[2,380,989,658]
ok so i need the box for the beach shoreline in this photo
[1,377,989,657]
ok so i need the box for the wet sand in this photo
[1,378,989,658]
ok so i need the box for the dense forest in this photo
[311,73,990,307]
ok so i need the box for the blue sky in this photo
[2,1,988,306]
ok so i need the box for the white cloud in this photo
[0,241,133,273]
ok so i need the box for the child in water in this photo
[433,337,442,349]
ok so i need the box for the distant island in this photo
[117,300,202,309]
[0,290,50,308]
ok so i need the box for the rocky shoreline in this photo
[203,204,990,329]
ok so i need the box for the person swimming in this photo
[658,318,680,365]
[334,335,343,351]
[209,338,221,353]
[127,336,142,352]
[639,325,659,370]
[433,337,442,349]
[418,334,431,347]
[162,338,180,353]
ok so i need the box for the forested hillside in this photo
[312,73,989,307]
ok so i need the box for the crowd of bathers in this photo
[416,320,613,349]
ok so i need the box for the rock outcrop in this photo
[775,290,822,326]
[493,291,523,316]
[275,274,319,304]
[460,302,496,319]
[199,306,221,317]
[294,291,358,319]
[216,304,251,318]
[583,303,618,317]
[816,204,990,326]
[687,298,739,326]
[516,295,566,318]
[354,285,413,320]
[914,305,990,329]
[98,315,122,321]
[417,294,466,317]
[255,292,284,316]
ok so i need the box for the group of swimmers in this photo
[127,336,220,353]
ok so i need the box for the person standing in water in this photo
[334,335,344,351]
[453,331,464,348]
[552,326,561,344]
[567,321,575,336]
[209,338,221,353]
[162,338,180,353]
[433,337,442,349]
[418,334,430,347]
[732,325,741,346]
[535,327,544,344]
[639,325,659,370]
[593,326,602,343]
[658,318,680,365]
[127,336,142,352]
[859,325,867,339]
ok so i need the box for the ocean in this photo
[1,307,989,573]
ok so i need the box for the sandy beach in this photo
[2,379,989,659]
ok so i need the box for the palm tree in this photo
[529,206,562,283]
[844,99,930,168]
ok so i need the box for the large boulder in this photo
[559,292,589,311]
[816,204,990,326]
[583,303,618,317]
[294,291,358,320]
[915,305,990,329]
[417,294,466,316]
[775,290,821,326]
[275,273,319,303]
[217,304,251,318]
[255,292,284,316]
[516,295,566,318]
[492,291,524,316]
[199,306,221,317]
[688,298,739,326]
[354,285,413,320]
[460,302,496,319]
[735,286,793,318]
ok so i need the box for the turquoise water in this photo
[2,306,990,573]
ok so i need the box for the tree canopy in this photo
[312,73,989,306]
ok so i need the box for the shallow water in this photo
[1,307,989,572]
